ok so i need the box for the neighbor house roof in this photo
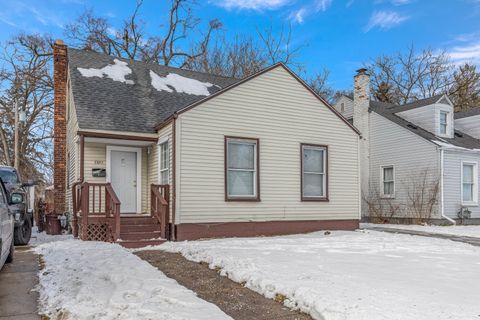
[370,99,480,150]
[68,48,239,133]
[455,107,480,119]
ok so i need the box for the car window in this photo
[0,170,19,184]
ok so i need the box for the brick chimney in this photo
[353,68,370,215]
[53,40,67,214]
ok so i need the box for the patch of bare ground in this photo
[136,250,312,320]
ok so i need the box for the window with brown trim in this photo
[301,144,328,201]
[225,137,260,201]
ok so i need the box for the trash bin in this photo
[45,214,61,235]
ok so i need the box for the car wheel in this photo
[6,240,14,264]
[14,217,32,246]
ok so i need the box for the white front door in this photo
[110,150,137,213]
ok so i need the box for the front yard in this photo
[32,228,480,320]
[160,230,480,320]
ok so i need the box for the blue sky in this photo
[0,0,479,89]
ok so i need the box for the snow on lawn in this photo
[34,239,231,320]
[78,59,134,84]
[161,230,480,320]
[362,223,480,238]
[150,70,214,96]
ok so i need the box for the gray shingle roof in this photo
[370,100,480,149]
[455,107,480,119]
[68,48,239,133]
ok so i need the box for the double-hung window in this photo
[462,162,478,205]
[159,140,170,185]
[301,144,327,200]
[439,111,448,135]
[381,166,395,197]
[225,137,259,200]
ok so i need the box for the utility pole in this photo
[14,99,19,171]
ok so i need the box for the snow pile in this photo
[34,240,231,320]
[363,223,480,238]
[161,231,480,320]
[150,70,214,96]
[78,59,134,84]
[30,226,72,246]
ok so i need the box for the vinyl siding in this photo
[455,115,480,139]
[175,66,360,224]
[397,103,454,138]
[333,96,354,120]
[368,111,441,218]
[65,76,79,213]
[147,123,173,219]
[443,150,480,218]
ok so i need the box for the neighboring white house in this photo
[334,69,480,224]
[54,42,361,245]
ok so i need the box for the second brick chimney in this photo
[53,40,68,214]
[353,68,370,215]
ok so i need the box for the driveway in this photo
[0,246,40,320]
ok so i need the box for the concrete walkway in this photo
[0,246,40,320]
[367,226,480,247]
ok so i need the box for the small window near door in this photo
[462,162,478,205]
[301,144,328,201]
[381,165,395,197]
[225,137,259,201]
[439,111,448,135]
[159,141,170,185]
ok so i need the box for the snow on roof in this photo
[432,140,480,152]
[150,70,215,96]
[77,59,134,84]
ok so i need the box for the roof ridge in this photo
[67,47,240,81]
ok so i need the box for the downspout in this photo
[440,148,456,225]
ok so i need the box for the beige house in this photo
[53,41,361,247]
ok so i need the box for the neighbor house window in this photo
[462,162,478,205]
[439,111,448,135]
[159,140,170,185]
[301,144,328,200]
[225,137,259,201]
[381,165,395,197]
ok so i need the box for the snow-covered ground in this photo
[161,230,480,320]
[30,226,72,245]
[362,223,480,238]
[33,239,231,320]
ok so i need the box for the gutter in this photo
[440,148,456,225]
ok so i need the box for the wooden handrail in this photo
[151,184,170,239]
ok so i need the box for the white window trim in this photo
[158,138,170,185]
[436,107,453,138]
[106,145,142,214]
[301,145,327,200]
[226,138,258,200]
[380,165,395,198]
[461,161,478,206]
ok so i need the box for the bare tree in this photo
[65,0,221,68]
[404,169,439,223]
[0,34,54,182]
[366,46,453,104]
[307,69,336,103]
[449,63,480,112]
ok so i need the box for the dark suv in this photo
[0,166,33,245]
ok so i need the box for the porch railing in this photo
[151,184,170,239]
[72,182,121,242]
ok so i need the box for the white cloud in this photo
[364,10,409,32]
[449,42,480,65]
[391,0,413,5]
[289,0,332,24]
[210,0,291,11]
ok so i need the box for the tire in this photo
[14,217,32,246]
[6,240,14,264]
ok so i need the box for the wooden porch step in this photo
[117,239,166,249]
[120,231,162,241]
[121,224,160,233]
[121,216,159,225]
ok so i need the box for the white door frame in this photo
[106,145,142,214]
